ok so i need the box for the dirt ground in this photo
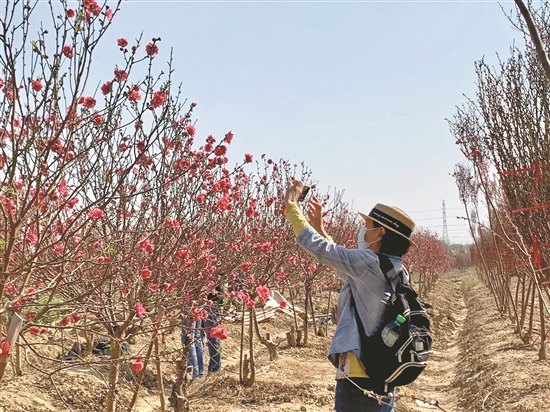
[1,268,549,412]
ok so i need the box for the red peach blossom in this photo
[29,326,41,337]
[214,145,227,156]
[114,69,128,82]
[91,114,104,126]
[31,80,42,91]
[192,307,208,321]
[256,285,270,302]
[101,81,112,95]
[83,96,96,109]
[240,261,252,272]
[62,44,74,58]
[209,326,228,340]
[196,193,206,204]
[186,125,196,137]
[117,38,128,48]
[87,208,104,220]
[135,302,146,317]
[26,310,36,321]
[128,85,141,102]
[145,42,158,56]
[151,90,166,108]
[141,268,152,279]
[131,358,144,372]
[0,341,10,356]
[85,0,101,16]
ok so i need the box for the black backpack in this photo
[350,254,432,392]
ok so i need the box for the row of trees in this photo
[451,0,550,361]
[0,1,454,411]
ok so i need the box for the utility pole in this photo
[442,200,450,244]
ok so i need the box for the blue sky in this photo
[56,1,525,243]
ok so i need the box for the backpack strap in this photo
[349,254,400,323]
[377,254,404,294]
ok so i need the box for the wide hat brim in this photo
[359,204,417,248]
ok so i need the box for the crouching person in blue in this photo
[284,180,416,412]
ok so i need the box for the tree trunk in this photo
[168,358,190,412]
[0,355,7,382]
[154,338,166,411]
[288,288,299,341]
[169,312,192,412]
[14,335,22,376]
[253,309,278,361]
[106,338,122,412]
[527,278,536,343]
[303,287,309,346]
[286,325,297,347]
[309,291,317,336]
[538,279,547,360]
[514,0,550,81]
[239,303,246,384]
[244,307,256,386]
[519,278,532,340]
[325,288,332,337]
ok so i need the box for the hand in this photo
[284,179,305,207]
[307,196,329,239]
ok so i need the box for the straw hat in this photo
[359,203,417,247]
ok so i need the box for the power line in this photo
[427,224,469,227]
[409,207,463,214]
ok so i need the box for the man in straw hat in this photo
[284,179,416,412]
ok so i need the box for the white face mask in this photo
[357,227,379,249]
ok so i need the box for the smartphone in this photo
[298,186,310,202]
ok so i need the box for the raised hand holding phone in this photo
[284,179,305,207]
[307,196,329,239]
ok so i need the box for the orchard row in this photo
[0,2,452,411]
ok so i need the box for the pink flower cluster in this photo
[131,357,144,372]
[256,285,270,303]
[209,326,228,340]
[87,208,104,220]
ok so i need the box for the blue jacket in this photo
[296,226,406,367]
